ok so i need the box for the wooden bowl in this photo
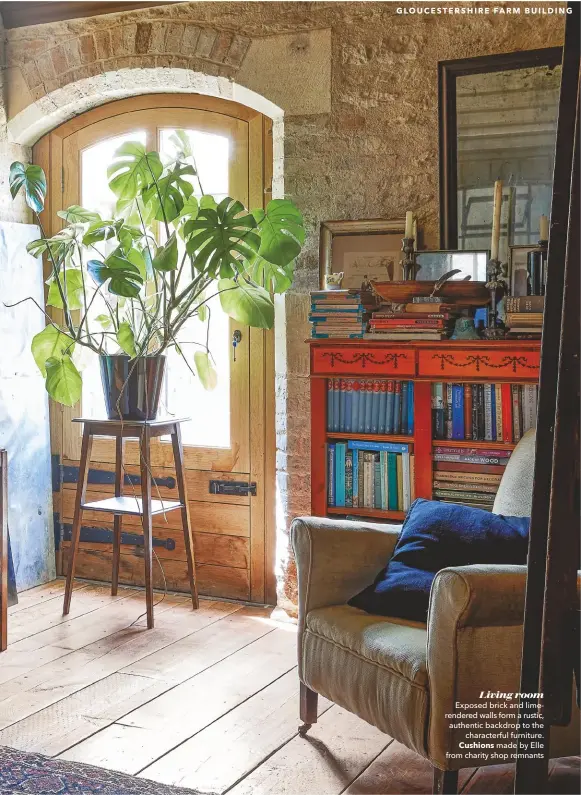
[370,280,490,306]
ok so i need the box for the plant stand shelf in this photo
[63,417,198,628]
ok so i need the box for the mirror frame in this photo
[438,47,563,250]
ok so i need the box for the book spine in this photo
[512,384,521,442]
[348,440,409,453]
[434,446,511,457]
[335,442,346,507]
[484,384,493,441]
[433,471,502,484]
[333,378,340,433]
[505,296,545,313]
[358,451,365,508]
[402,452,411,511]
[352,447,359,508]
[522,385,536,432]
[327,379,334,432]
[464,384,472,441]
[452,384,464,440]
[434,461,506,474]
[387,453,398,511]
[479,385,486,441]
[380,451,388,510]
[357,380,366,433]
[445,383,453,439]
[472,385,479,441]
[386,380,395,434]
[364,453,374,509]
[434,489,496,502]
[434,482,499,494]
[327,444,335,506]
[396,454,404,511]
[345,450,353,508]
[351,380,360,436]
[344,379,353,434]
[371,380,381,434]
[433,454,508,465]
[501,383,512,443]
[364,381,373,433]
[401,381,409,435]
[490,385,497,441]
[339,379,346,433]
[494,384,503,442]
[378,381,387,434]
[410,454,416,502]
[374,455,382,509]
[408,381,414,435]
[394,381,402,434]
[432,383,444,440]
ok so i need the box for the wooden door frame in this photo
[34,93,277,605]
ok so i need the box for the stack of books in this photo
[328,440,414,512]
[431,382,537,442]
[364,299,459,341]
[505,296,544,339]
[310,289,376,338]
[432,446,508,511]
[327,378,414,435]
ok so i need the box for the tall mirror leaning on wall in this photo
[439,47,562,271]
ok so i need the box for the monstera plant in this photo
[9,131,304,419]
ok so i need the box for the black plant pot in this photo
[99,355,166,421]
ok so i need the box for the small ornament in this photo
[484,257,509,340]
[451,316,481,340]
[324,271,343,290]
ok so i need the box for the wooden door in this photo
[34,95,276,604]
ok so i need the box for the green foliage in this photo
[9,162,46,213]
[9,135,304,406]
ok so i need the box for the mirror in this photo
[439,48,562,258]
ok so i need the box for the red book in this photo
[464,385,473,441]
[434,462,506,474]
[370,319,446,328]
[435,446,512,458]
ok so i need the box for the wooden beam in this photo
[0,1,182,29]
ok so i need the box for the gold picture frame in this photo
[319,219,407,290]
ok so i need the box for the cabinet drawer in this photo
[312,347,416,376]
[418,349,540,380]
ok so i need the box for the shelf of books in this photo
[309,339,541,523]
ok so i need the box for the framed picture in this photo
[509,245,535,296]
[319,219,406,289]
[415,249,489,281]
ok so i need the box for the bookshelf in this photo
[309,339,541,522]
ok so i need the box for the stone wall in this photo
[1,2,565,610]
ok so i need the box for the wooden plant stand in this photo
[63,417,199,628]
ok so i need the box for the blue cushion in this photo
[348,498,530,621]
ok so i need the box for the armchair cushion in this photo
[349,498,530,621]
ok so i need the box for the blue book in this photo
[344,380,353,433]
[401,382,409,435]
[310,306,365,314]
[407,381,414,435]
[348,440,409,454]
[378,382,387,434]
[357,380,366,433]
[386,381,395,434]
[351,381,360,437]
[452,384,465,440]
[311,333,364,339]
[352,446,359,507]
[335,442,346,507]
[327,379,334,432]
[490,385,497,440]
[371,381,380,434]
[327,444,335,506]
[393,382,402,434]
[387,453,398,510]
[364,384,372,433]
[339,380,346,433]
[374,458,382,509]
[333,378,340,430]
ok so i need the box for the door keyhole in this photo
[232,330,242,362]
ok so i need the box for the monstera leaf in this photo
[45,356,82,406]
[47,269,85,311]
[152,233,178,272]
[57,205,100,224]
[107,141,163,202]
[87,255,144,298]
[9,162,46,213]
[117,322,137,357]
[218,278,274,329]
[82,219,120,247]
[185,198,260,278]
[31,325,74,377]
[194,351,217,390]
[143,162,195,223]
[253,200,305,267]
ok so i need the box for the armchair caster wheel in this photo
[298,723,312,737]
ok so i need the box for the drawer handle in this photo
[321,352,409,369]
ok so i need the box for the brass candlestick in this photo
[483,257,508,339]
[402,237,420,281]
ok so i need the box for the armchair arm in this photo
[426,564,527,769]
[290,515,400,624]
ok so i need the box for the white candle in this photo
[490,180,503,261]
[405,211,414,239]
[539,215,549,241]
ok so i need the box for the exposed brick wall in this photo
[2,2,565,612]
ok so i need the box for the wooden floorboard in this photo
[1,579,579,795]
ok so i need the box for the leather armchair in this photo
[291,431,580,794]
